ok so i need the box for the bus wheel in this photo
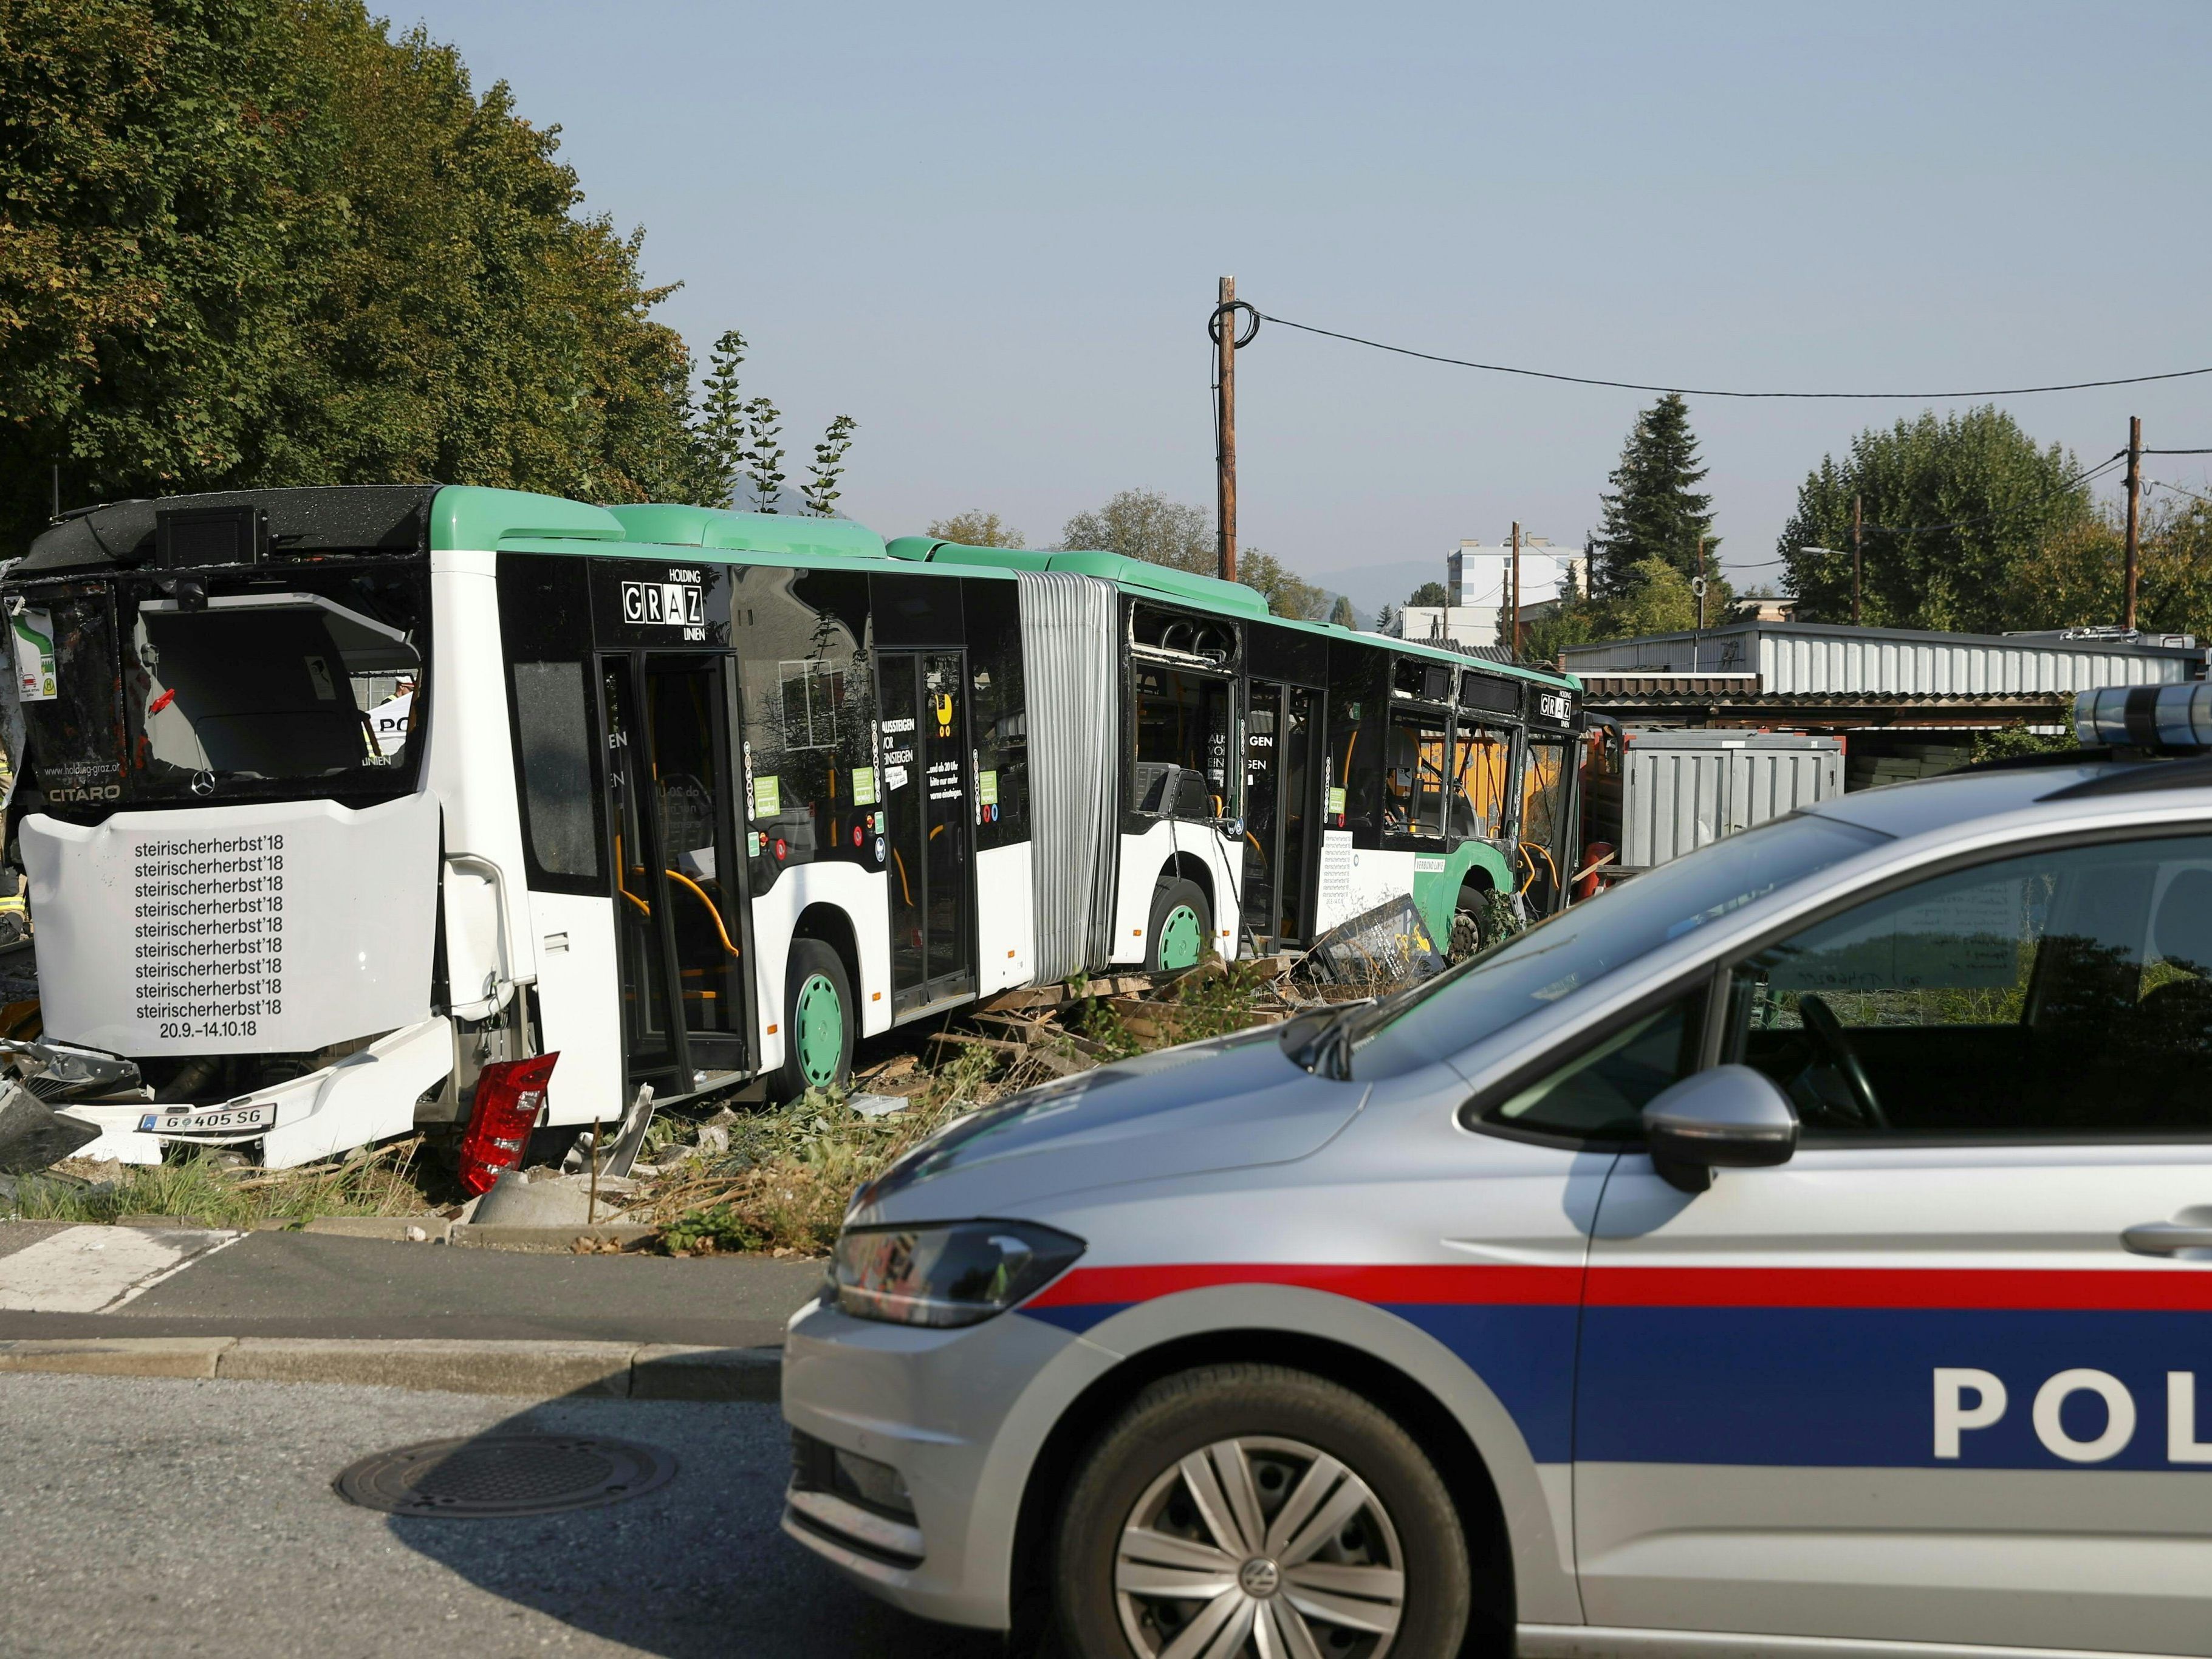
[1450,886,1488,960]
[1145,880,1210,972]
[773,939,852,1100]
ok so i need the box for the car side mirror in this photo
[1641,1065,1798,1194]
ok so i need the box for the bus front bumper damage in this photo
[58,1015,453,1168]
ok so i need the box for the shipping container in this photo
[1617,729,1844,869]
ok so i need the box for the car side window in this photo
[1724,832,2212,1137]
[1487,994,1702,1140]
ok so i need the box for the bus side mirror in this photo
[1642,1065,1797,1194]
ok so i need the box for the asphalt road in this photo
[1,1371,1001,1658]
[0,1223,826,1345]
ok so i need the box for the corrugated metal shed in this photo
[1563,621,2203,696]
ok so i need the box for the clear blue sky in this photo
[417,0,2212,614]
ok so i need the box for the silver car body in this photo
[784,760,2212,1658]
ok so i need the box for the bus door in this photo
[879,651,976,1017]
[600,652,751,1093]
[1241,680,1320,946]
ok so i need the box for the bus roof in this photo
[18,485,1577,691]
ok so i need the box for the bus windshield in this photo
[18,568,426,809]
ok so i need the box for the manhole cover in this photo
[333,1434,677,1517]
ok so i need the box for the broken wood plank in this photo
[980,985,1065,1012]
[926,1031,1027,1056]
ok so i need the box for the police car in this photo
[783,685,2212,1659]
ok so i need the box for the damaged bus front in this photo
[4,487,521,1168]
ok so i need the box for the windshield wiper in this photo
[1279,1002,1369,1079]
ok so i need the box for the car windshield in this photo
[1349,811,1892,1078]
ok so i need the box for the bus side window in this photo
[734,567,872,873]
[964,580,1029,847]
[1451,719,1510,840]
[511,660,606,889]
[1324,641,1386,839]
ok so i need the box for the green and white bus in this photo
[1,485,1582,1168]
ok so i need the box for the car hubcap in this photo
[1158,903,1202,970]
[1113,1435,1405,1659]
[793,973,843,1087]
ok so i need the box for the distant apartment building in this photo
[1391,539,1589,649]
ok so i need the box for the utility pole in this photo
[1851,493,1863,626]
[1214,275,1238,584]
[1509,522,1522,660]
[2125,416,2142,631]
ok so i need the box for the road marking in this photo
[0,1226,243,1313]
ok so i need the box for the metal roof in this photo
[1563,618,2203,697]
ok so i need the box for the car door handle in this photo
[2120,1222,2212,1256]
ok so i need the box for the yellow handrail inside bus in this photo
[614,833,650,917]
[662,866,741,959]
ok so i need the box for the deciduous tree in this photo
[0,0,703,547]
[1777,407,2097,631]
[925,509,1024,547]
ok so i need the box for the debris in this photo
[694,1124,731,1157]
[470,1168,603,1228]
[846,1092,909,1120]
[403,1224,429,1242]
[0,1083,100,1174]
[1305,895,1449,988]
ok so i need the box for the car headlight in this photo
[830,1219,1085,1328]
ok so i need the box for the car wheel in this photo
[1145,878,1211,973]
[770,938,852,1100]
[1054,1363,1470,1659]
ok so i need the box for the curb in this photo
[298,1217,656,1251]
[0,1337,782,1401]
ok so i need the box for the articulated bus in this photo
[1,485,1583,1168]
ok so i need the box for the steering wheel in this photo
[1795,993,1888,1129]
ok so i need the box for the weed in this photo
[4,1138,443,1228]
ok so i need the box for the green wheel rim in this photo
[794,973,844,1087]
[1157,903,1203,970]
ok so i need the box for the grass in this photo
[4,1138,444,1229]
[643,1048,1001,1255]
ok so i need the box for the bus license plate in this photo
[140,1104,276,1136]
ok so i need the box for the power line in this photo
[2150,478,2212,508]
[1256,312,2212,400]
[2143,447,2212,456]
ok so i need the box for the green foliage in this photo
[0,0,704,547]
[1777,407,2095,631]
[741,396,786,510]
[1594,393,1717,593]
[1073,995,1143,1059]
[1373,603,1397,634]
[659,1203,766,1255]
[691,329,750,507]
[1970,723,2078,765]
[1327,594,1357,629]
[1060,488,1213,570]
[926,508,1024,547]
[5,1139,437,1226]
[802,413,857,517]
[1522,558,1733,656]
[1167,959,1272,1042]
[1406,580,1448,607]
[1237,549,1330,620]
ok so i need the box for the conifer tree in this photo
[1592,393,1717,594]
